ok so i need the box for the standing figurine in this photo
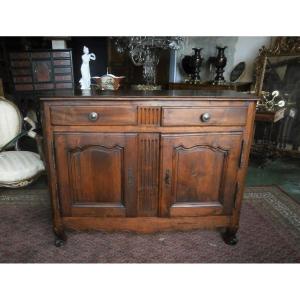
[79,46,96,90]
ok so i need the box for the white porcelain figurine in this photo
[79,46,96,90]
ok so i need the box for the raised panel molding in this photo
[172,144,229,206]
[138,106,161,125]
[68,145,124,205]
[137,133,160,216]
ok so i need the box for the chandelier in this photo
[114,36,183,89]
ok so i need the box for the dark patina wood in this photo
[9,49,74,92]
[41,90,257,246]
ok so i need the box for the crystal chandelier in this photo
[114,36,183,89]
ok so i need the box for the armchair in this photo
[0,97,45,188]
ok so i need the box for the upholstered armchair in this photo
[0,97,45,188]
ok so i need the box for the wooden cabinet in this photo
[41,90,257,246]
[9,49,74,92]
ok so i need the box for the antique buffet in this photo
[41,90,257,246]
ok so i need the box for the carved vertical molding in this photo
[138,133,160,216]
[138,106,161,125]
[68,150,82,204]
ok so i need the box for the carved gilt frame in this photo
[254,37,300,96]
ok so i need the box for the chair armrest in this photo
[0,131,28,152]
[24,116,37,139]
[0,116,40,153]
[23,116,45,160]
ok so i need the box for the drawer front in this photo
[54,67,71,74]
[53,59,71,66]
[31,52,50,59]
[13,76,32,83]
[51,106,137,126]
[55,82,73,89]
[35,83,55,90]
[15,84,33,91]
[162,106,248,126]
[11,60,30,68]
[52,51,70,58]
[11,68,32,76]
[54,74,72,82]
[10,52,30,60]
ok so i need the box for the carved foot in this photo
[53,226,67,247]
[222,229,238,246]
[54,237,65,247]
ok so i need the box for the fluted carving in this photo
[138,106,161,125]
[138,134,160,216]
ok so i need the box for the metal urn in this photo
[182,47,203,84]
[214,46,227,84]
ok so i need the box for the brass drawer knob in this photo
[88,112,99,121]
[200,112,211,122]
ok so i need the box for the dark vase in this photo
[181,48,203,83]
[191,48,203,82]
[214,46,227,84]
[181,55,194,81]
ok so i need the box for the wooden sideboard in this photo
[41,90,257,246]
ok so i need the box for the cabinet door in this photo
[54,133,138,217]
[160,132,243,217]
[32,60,52,82]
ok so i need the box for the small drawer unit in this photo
[9,49,74,92]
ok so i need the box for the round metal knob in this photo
[200,112,211,122]
[88,112,98,121]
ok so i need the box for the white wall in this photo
[169,36,271,83]
[232,36,271,82]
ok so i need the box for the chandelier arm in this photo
[113,36,183,86]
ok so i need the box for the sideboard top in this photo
[40,89,258,101]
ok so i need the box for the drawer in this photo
[52,51,70,58]
[15,84,33,91]
[162,106,248,126]
[10,52,30,60]
[54,67,71,74]
[55,83,73,89]
[11,68,32,76]
[53,59,71,66]
[54,74,72,82]
[11,60,30,68]
[50,106,137,126]
[13,76,32,83]
[31,52,50,59]
[34,83,55,90]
